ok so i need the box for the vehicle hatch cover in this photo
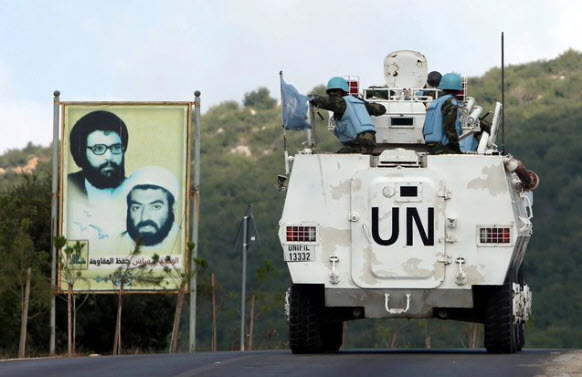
[350,169,446,288]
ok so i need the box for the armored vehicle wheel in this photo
[484,272,518,354]
[289,285,324,354]
[516,265,527,351]
[515,323,525,351]
[288,285,343,354]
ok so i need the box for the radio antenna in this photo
[501,31,505,152]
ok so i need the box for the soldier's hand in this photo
[479,119,491,134]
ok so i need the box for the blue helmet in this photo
[438,73,462,91]
[327,77,349,93]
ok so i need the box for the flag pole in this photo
[283,130,289,175]
[280,71,290,174]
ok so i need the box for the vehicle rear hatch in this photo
[350,169,446,288]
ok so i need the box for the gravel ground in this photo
[540,351,582,377]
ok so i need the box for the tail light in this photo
[286,226,317,242]
[479,227,511,244]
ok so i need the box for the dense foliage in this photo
[0,50,580,356]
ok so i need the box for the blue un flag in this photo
[280,76,311,130]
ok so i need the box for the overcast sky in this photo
[0,0,580,154]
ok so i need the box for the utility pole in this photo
[233,206,259,352]
[240,214,248,351]
[249,295,255,351]
[211,273,217,352]
[50,90,60,355]
[189,91,201,352]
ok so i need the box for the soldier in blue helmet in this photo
[416,71,442,99]
[310,77,386,154]
[423,72,464,154]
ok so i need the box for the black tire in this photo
[516,264,527,351]
[516,323,525,352]
[289,285,324,354]
[483,270,518,354]
[288,285,343,354]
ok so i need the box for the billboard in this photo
[59,103,191,292]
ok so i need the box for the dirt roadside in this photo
[539,351,582,377]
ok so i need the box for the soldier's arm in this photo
[309,95,346,115]
[365,102,387,116]
[442,100,460,151]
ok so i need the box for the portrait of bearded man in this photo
[118,166,181,254]
[68,110,129,201]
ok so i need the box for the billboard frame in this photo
[57,101,193,294]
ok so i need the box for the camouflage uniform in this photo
[426,95,462,155]
[310,93,386,154]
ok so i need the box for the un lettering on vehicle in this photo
[371,206,434,247]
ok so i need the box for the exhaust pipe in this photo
[504,157,539,191]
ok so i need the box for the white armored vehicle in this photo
[278,51,539,354]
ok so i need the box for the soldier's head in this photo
[427,71,442,88]
[438,73,463,94]
[326,77,349,97]
[69,111,128,189]
[123,166,179,246]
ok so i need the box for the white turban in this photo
[122,166,180,206]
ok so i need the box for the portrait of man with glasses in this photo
[68,110,129,201]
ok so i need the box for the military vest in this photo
[423,94,462,146]
[460,133,478,152]
[334,96,376,144]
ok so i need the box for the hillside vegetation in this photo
[0,50,580,355]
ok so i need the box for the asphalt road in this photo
[0,349,557,377]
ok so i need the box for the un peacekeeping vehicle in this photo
[278,50,539,354]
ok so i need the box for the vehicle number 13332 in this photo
[284,245,314,262]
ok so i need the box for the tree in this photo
[246,260,283,350]
[55,237,89,357]
[110,240,164,355]
[162,242,208,353]
[0,218,50,358]
[243,87,276,110]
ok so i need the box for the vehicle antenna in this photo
[501,31,505,153]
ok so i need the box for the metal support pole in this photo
[240,215,248,351]
[189,91,201,353]
[50,91,60,355]
[308,105,317,148]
